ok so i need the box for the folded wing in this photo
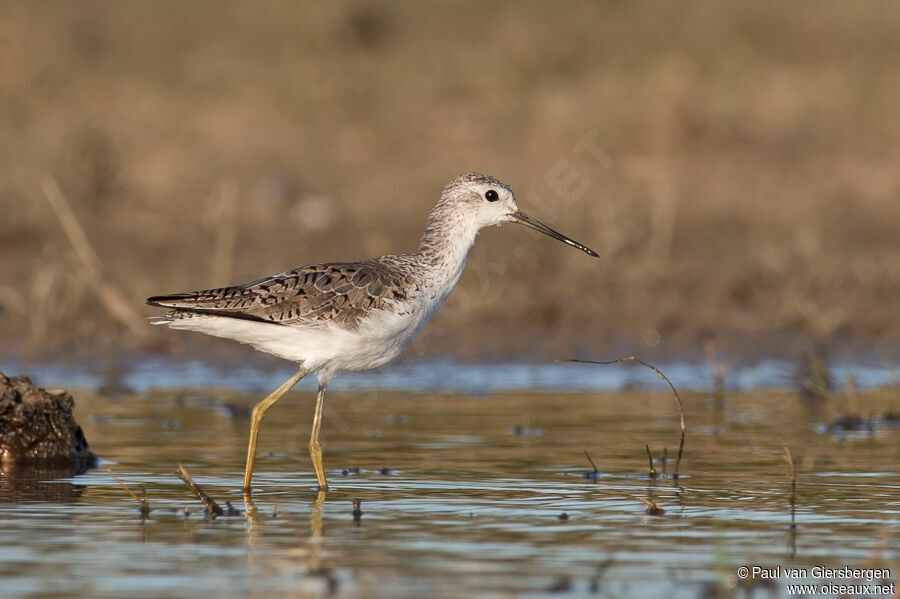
[147,260,415,329]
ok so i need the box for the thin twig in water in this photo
[584,449,600,474]
[107,467,150,517]
[569,356,686,481]
[175,464,224,518]
[645,444,657,479]
[639,497,665,516]
[582,449,602,481]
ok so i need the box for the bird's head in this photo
[438,171,598,257]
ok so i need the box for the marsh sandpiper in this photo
[147,172,598,495]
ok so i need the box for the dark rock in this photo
[0,370,98,468]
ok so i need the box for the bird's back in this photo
[147,256,422,329]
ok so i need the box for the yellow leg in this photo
[309,385,328,491]
[242,367,308,494]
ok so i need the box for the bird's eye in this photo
[485,189,499,202]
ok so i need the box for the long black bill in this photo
[513,210,599,258]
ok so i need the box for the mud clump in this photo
[0,370,98,468]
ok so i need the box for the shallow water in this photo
[1,385,899,598]
[7,356,900,394]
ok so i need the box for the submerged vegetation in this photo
[572,356,686,481]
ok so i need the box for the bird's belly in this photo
[336,306,432,371]
[161,299,443,382]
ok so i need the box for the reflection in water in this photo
[307,491,326,574]
[0,460,92,502]
[243,488,335,591]
[1,389,898,598]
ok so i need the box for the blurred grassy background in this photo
[2,1,899,362]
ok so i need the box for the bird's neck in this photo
[417,211,479,283]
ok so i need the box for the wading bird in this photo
[148,172,597,494]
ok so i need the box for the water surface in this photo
[1,386,898,598]
[6,355,900,394]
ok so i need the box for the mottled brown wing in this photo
[147,261,414,328]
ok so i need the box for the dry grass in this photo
[2,1,900,360]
